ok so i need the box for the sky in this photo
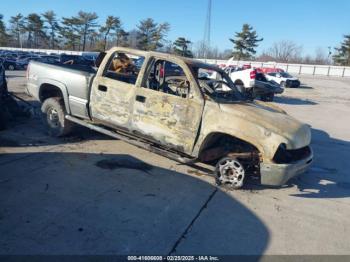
[1,0,350,56]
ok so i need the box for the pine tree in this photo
[100,16,121,50]
[173,37,193,57]
[42,11,60,49]
[230,24,263,60]
[333,34,350,66]
[77,11,98,51]
[0,14,9,46]
[60,17,81,50]
[116,29,129,47]
[25,13,46,48]
[9,14,25,48]
[136,18,169,51]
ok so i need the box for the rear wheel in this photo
[215,157,245,190]
[41,97,73,137]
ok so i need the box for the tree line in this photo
[0,11,186,55]
[0,11,349,66]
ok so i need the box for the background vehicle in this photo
[257,67,284,74]
[1,57,17,70]
[225,67,283,101]
[16,57,42,70]
[265,71,301,88]
[0,59,6,88]
[26,47,312,189]
[59,54,95,66]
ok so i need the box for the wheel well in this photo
[198,133,260,163]
[234,79,244,85]
[39,84,63,102]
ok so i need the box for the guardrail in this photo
[198,59,350,77]
[2,47,350,77]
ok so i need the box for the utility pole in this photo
[203,0,212,59]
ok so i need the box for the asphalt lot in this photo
[1,71,350,255]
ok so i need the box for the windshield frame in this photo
[187,63,246,103]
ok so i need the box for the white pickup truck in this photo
[225,67,283,101]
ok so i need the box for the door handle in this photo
[98,85,107,92]
[135,95,146,103]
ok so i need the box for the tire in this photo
[41,97,73,137]
[261,93,274,102]
[215,157,245,190]
[8,64,15,71]
[280,81,286,88]
[234,80,244,91]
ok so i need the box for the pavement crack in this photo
[168,187,218,255]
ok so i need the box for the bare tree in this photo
[314,47,328,64]
[267,40,302,62]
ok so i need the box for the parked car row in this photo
[0,49,97,70]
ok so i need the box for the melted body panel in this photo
[90,76,135,129]
[132,87,203,154]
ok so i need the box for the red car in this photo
[257,67,284,74]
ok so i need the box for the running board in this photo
[65,115,196,164]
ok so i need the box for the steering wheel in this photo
[164,76,188,96]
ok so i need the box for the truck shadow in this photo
[287,128,350,198]
[298,84,313,89]
[273,96,317,105]
[0,107,110,148]
[0,152,269,255]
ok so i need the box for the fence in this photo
[2,46,350,77]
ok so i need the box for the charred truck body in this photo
[26,47,313,189]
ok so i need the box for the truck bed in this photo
[26,61,97,119]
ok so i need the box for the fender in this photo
[38,78,71,114]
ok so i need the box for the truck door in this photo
[90,51,145,130]
[131,58,204,155]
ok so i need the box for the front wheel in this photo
[8,65,15,71]
[215,157,245,190]
[280,81,286,88]
[261,93,274,102]
[41,97,73,137]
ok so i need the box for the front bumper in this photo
[260,147,313,186]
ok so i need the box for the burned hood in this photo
[219,102,311,149]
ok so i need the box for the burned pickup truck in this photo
[26,47,313,189]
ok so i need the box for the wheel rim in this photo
[217,159,245,188]
[9,65,14,70]
[47,107,60,128]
